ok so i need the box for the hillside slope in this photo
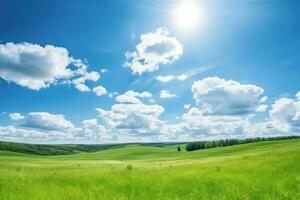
[0,139,299,199]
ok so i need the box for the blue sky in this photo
[0,0,300,143]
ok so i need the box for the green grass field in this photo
[0,139,299,199]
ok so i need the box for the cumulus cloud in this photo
[159,77,271,139]
[3,77,299,143]
[178,107,249,136]
[160,90,176,99]
[75,83,90,92]
[23,112,74,131]
[296,92,300,100]
[0,42,77,90]
[115,90,152,104]
[0,125,67,141]
[93,86,107,96]
[155,73,188,83]
[268,93,300,133]
[82,119,98,127]
[0,112,79,142]
[72,71,100,92]
[184,104,191,109]
[96,90,164,136]
[156,75,176,82]
[177,73,188,81]
[80,119,110,140]
[97,104,164,136]
[0,42,100,92]
[9,113,24,121]
[191,77,267,116]
[0,112,113,143]
[124,27,183,74]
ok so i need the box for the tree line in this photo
[186,136,300,151]
[0,141,126,156]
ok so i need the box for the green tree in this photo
[177,146,181,151]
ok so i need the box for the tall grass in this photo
[0,139,299,199]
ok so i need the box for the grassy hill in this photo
[0,139,299,199]
[0,140,182,155]
[0,140,130,155]
[0,136,297,156]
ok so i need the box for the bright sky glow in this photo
[173,1,201,31]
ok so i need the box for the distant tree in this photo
[177,146,181,151]
[185,136,300,151]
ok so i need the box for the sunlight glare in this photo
[173,1,200,31]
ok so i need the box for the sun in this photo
[173,1,200,31]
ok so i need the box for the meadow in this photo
[0,139,299,199]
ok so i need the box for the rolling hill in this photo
[0,138,299,199]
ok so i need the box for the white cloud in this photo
[82,119,98,127]
[72,71,100,84]
[177,73,188,81]
[75,83,90,92]
[0,43,78,90]
[124,27,183,74]
[184,104,191,109]
[0,42,100,92]
[0,113,112,143]
[296,92,300,100]
[97,104,164,136]
[268,93,300,133]
[9,113,24,121]
[160,90,176,99]
[156,73,188,83]
[191,77,267,116]
[80,119,110,140]
[0,111,81,143]
[93,86,107,96]
[294,112,300,121]
[179,107,248,136]
[96,90,164,136]
[0,125,71,142]
[72,71,100,92]
[115,90,152,104]
[149,99,156,103]
[163,80,300,139]
[3,76,299,143]
[23,112,74,131]
[155,75,176,82]
[256,104,268,113]
[158,77,271,139]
